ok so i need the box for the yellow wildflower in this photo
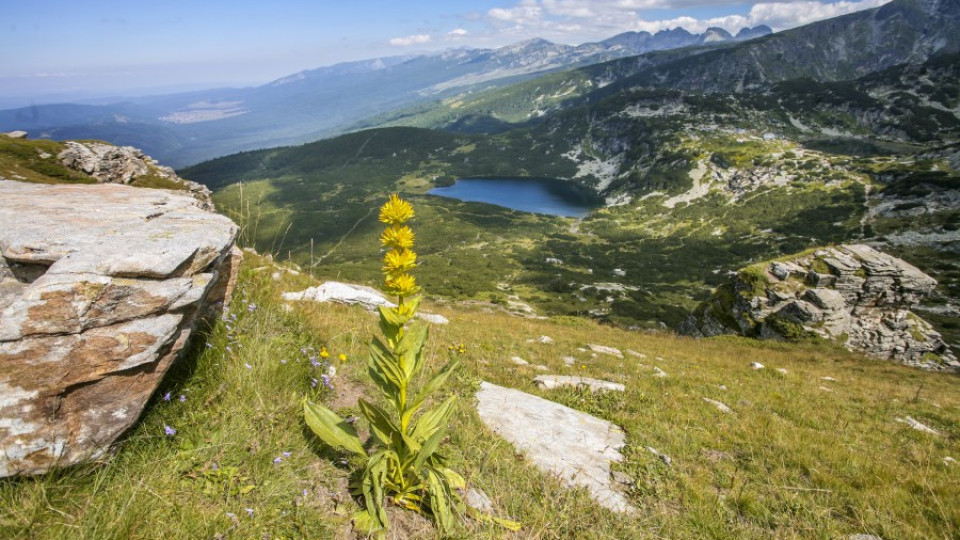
[379,194,415,225]
[385,273,420,297]
[338,353,348,363]
[383,249,417,275]
[320,348,330,359]
[380,225,415,250]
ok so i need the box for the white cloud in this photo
[448,28,469,36]
[480,0,890,44]
[388,34,433,47]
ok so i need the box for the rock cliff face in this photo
[58,141,214,210]
[680,244,958,371]
[0,180,241,477]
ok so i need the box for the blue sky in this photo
[0,0,888,105]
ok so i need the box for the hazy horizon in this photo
[1,0,890,109]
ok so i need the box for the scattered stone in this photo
[646,446,672,466]
[509,356,529,366]
[464,487,494,514]
[562,356,576,366]
[655,356,665,361]
[534,375,625,393]
[545,257,563,266]
[532,364,549,372]
[821,376,838,382]
[944,456,956,465]
[819,386,833,392]
[611,470,634,486]
[652,367,668,378]
[588,344,623,358]
[849,535,884,540]
[718,384,728,391]
[2,130,27,139]
[702,398,733,414]
[896,416,941,435]
[626,349,646,358]
[750,362,765,370]
[283,281,447,324]
[538,335,554,344]
[613,268,626,277]
[0,181,240,477]
[775,368,788,374]
[475,381,634,513]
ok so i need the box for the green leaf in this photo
[425,467,456,533]
[403,358,460,428]
[368,338,405,399]
[396,323,428,378]
[411,425,446,472]
[410,395,457,443]
[303,400,366,456]
[361,452,390,531]
[358,398,402,449]
[442,468,466,490]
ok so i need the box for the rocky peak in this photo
[57,141,213,210]
[680,244,957,371]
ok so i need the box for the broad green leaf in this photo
[358,399,402,449]
[425,468,456,533]
[362,452,389,530]
[396,323,428,377]
[442,468,466,490]
[368,339,405,402]
[303,400,365,456]
[411,425,446,472]
[403,359,460,428]
[410,395,457,443]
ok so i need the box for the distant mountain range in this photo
[0,25,772,167]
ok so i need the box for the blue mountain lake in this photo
[428,178,600,218]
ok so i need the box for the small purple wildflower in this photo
[225,346,232,353]
[282,451,292,457]
[162,392,171,401]
[310,378,319,388]
[179,395,186,403]
[245,508,254,518]
[225,512,236,519]
[164,425,176,436]
[273,456,282,465]
[247,303,257,312]
[244,363,252,369]
[281,359,287,364]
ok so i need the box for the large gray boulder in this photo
[680,244,957,371]
[0,180,241,477]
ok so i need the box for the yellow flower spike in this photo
[380,225,415,250]
[382,249,417,275]
[379,194,415,225]
[320,349,329,359]
[385,273,420,297]
[338,353,347,363]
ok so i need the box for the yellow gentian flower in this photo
[380,225,415,250]
[383,249,417,274]
[385,273,420,296]
[379,194,415,225]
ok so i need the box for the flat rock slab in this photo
[534,375,625,393]
[283,281,447,324]
[475,381,634,513]
[0,180,240,477]
[587,344,623,358]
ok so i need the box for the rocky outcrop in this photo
[282,281,449,324]
[58,141,213,210]
[0,180,241,477]
[680,244,958,371]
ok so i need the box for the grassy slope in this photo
[2,252,957,539]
